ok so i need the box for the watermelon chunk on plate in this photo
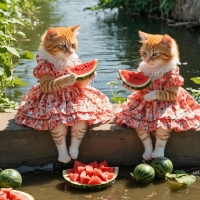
[69,173,80,182]
[98,161,108,168]
[77,166,85,174]
[85,165,94,176]
[87,161,98,169]
[99,167,114,173]
[93,168,108,181]
[88,176,102,185]
[73,161,86,173]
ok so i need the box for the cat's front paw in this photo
[69,146,79,160]
[144,91,158,101]
[65,73,77,86]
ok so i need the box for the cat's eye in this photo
[72,43,75,48]
[142,51,147,56]
[60,45,67,49]
[152,53,158,57]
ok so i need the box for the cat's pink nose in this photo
[68,51,73,55]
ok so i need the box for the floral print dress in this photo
[115,66,200,132]
[15,55,113,130]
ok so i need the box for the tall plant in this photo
[0,0,52,112]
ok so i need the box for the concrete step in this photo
[1,108,200,169]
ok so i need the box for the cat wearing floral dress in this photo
[115,30,200,160]
[15,25,113,163]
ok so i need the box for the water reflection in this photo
[5,0,200,103]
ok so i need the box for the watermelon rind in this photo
[62,167,119,190]
[13,190,35,200]
[151,157,173,178]
[118,69,151,90]
[0,169,22,189]
[130,164,155,184]
[68,59,98,81]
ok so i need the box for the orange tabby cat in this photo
[115,30,200,160]
[15,25,113,163]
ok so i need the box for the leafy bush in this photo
[0,0,52,112]
[88,0,175,19]
[188,77,200,103]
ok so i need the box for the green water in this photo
[5,0,200,103]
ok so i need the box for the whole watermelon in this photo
[151,157,173,178]
[130,164,155,184]
[0,168,22,189]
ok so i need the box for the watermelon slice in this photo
[62,166,119,190]
[68,59,98,80]
[118,69,151,90]
[0,188,34,200]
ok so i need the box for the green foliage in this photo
[0,0,53,112]
[166,170,196,190]
[106,81,126,103]
[0,0,37,112]
[186,77,200,103]
[88,0,175,19]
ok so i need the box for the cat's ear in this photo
[160,34,172,48]
[138,30,149,42]
[69,24,81,35]
[46,27,58,40]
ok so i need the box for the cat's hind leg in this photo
[136,129,153,160]
[152,127,170,158]
[50,123,71,163]
[69,121,87,160]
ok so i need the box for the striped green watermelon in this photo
[130,164,155,184]
[151,157,173,178]
[68,59,98,80]
[118,70,151,90]
[0,169,22,189]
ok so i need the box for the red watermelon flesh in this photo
[67,160,116,185]
[73,161,86,173]
[107,173,114,180]
[0,192,7,200]
[85,165,94,176]
[68,59,98,80]
[80,175,91,184]
[118,69,151,90]
[88,161,98,169]
[98,161,108,168]
[77,166,85,174]
[93,169,108,181]
[69,173,80,182]
[66,169,74,174]
[88,176,102,185]
[0,188,12,199]
[99,167,114,173]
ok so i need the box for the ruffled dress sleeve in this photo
[164,67,184,88]
[33,55,56,79]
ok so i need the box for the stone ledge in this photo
[0,110,200,169]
